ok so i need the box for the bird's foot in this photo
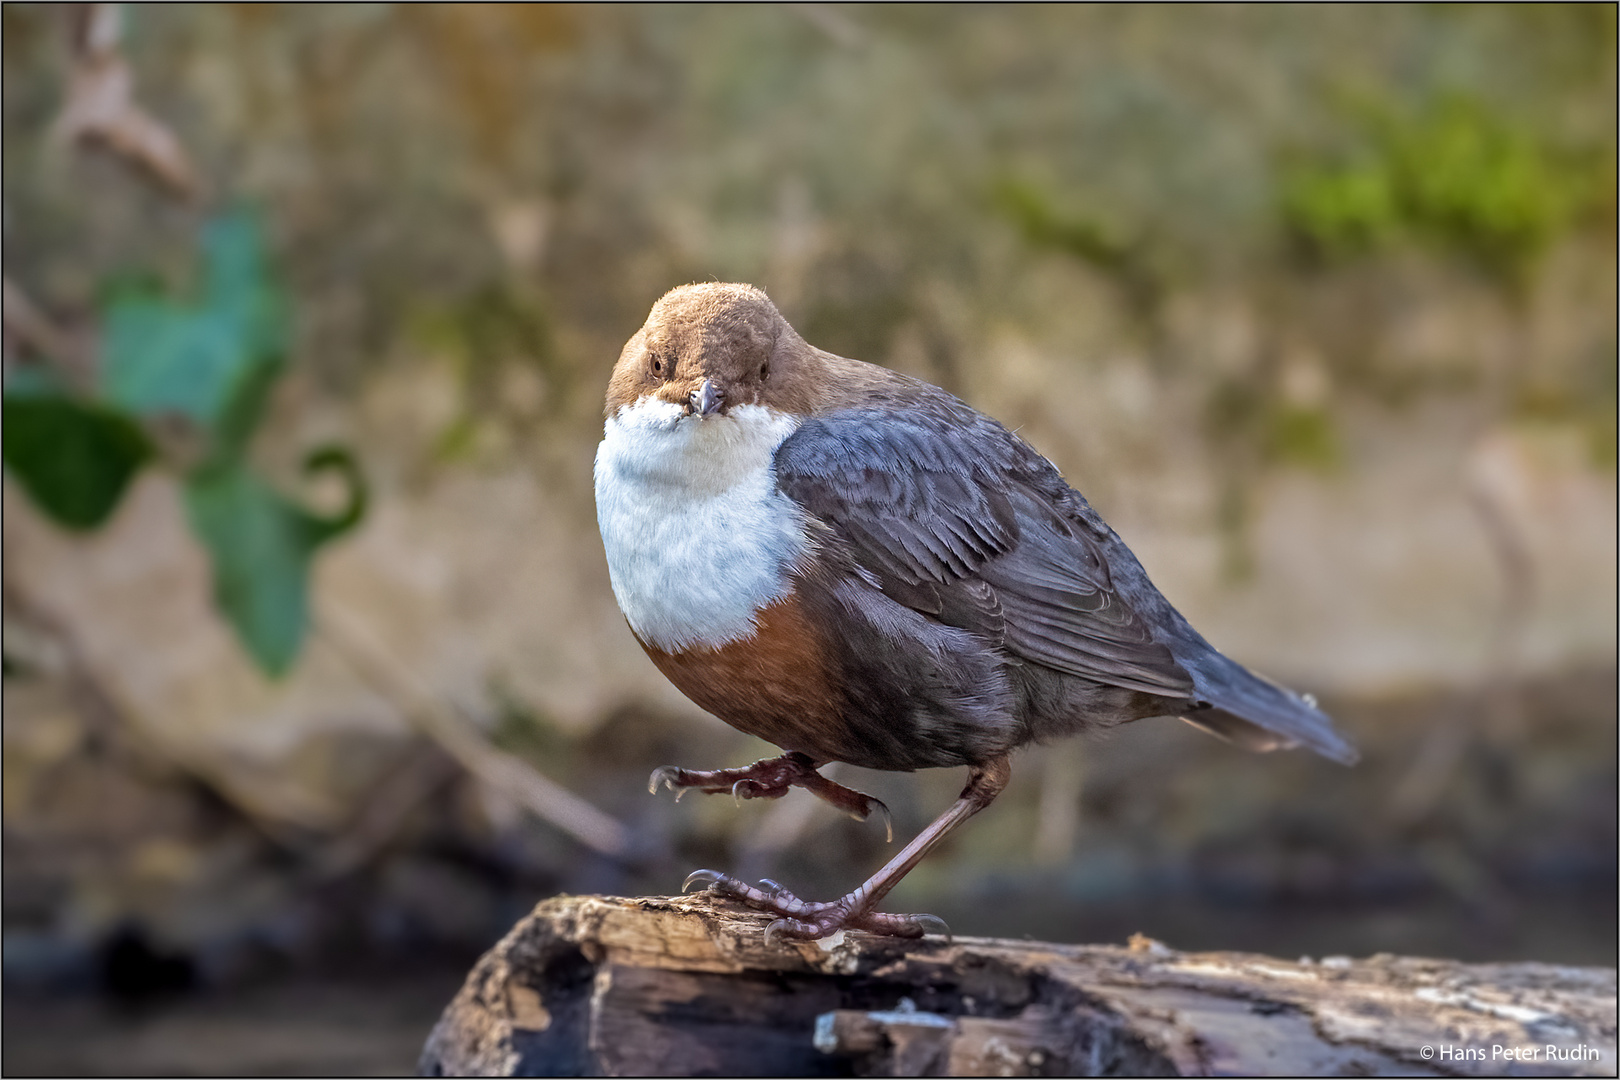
[682,869,950,943]
[648,760,790,802]
[649,753,891,839]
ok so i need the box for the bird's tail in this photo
[1179,655,1359,766]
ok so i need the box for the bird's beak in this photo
[688,378,723,418]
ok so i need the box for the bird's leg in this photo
[650,751,890,835]
[683,755,1012,942]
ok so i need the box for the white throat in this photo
[594,398,808,652]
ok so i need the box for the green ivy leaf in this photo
[2,385,153,530]
[100,210,287,461]
[299,444,369,544]
[182,448,365,677]
[81,209,366,677]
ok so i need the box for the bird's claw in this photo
[837,793,893,842]
[763,918,800,947]
[648,765,683,796]
[866,798,894,843]
[682,869,725,894]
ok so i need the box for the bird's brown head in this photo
[605,283,823,420]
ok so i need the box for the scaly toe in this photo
[758,878,804,905]
[849,909,950,940]
[764,916,826,945]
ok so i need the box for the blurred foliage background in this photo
[3,4,1615,1073]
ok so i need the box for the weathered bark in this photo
[419,894,1616,1077]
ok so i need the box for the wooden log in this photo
[419,894,1616,1077]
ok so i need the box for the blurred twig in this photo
[52,3,199,200]
[316,602,632,858]
[310,741,460,880]
[1,277,94,385]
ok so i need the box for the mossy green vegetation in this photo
[1281,93,1613,286]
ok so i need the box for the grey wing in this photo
[774,403,1194,699]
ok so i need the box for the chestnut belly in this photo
[637,593,859,765]
[636,589,1015,772]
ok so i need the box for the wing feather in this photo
[775,402,1193,698]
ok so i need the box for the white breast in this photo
[594,398,810,652]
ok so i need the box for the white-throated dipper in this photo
[595,283,1356,942]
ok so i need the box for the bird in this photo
[594,282,1356,943]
